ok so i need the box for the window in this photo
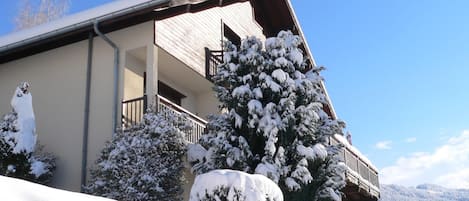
[158,81,185,106]
[223,23,241,47]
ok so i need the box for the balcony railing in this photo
[330,136,380,198]
[121,95,147,128]
[157,95,207,143]
[205,47,223,81]
[121,95,206,143]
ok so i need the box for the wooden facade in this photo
[155,1,265,75]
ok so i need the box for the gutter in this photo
[93,21,119,134]
[0,0,170,53]
[80,31,93,191]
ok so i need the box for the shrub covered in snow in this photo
[189,169,283,201]
[0,82,56,184]
[84,108,189,201]
[189,31,346,201]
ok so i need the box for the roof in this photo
[0,0,168,49]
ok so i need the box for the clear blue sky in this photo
[1,0,469,188]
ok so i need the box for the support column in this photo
[146,44,158,110]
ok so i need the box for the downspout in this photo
[81,31,93,191]
[93,21,120,135]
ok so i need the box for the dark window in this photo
[158,81,185,106]
[223,24,241,47]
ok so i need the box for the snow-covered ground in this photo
[0,176,115,201]
[189,169,283,201]
[380,183,469,201]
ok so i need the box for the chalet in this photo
[0,0,379,200]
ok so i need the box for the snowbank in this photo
[0,176,115,201]
[190,169,283,201]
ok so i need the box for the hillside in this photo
[380,184,469,201]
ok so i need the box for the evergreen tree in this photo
[189,31,346,201]
[0,82,56,185]
[84,109,189,201]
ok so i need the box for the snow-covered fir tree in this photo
[84,108,190,201]
[189,31,346,201]
[0,82,56,184]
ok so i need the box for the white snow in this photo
[255,162,280,183]
[233,110,243,129]
[264,76,281,92]
[247,100,263,115]
[0,175,116,201]
[232,84,251,98]
[9,82,37,154]
[30,159,47,178]
[189,169,283,201]
[272,69,288,83]
[296,143,327,161]
[289,49,303,65]
[187,144,207,163]
[0,0,159,48]
[252,87,263,99]
[274,57,289,67]
[7,165,16,173]
[333,134,377,171]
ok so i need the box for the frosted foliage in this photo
[0,82,55,184]
[190,31,346,201]
[84,109,188,201]
[189,169,283,201]
[9,82,36,154]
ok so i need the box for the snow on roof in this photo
[0,0,166,49]
[0,175,116,201]
[333,134,378,171]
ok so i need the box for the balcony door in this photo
[157,81,185,106]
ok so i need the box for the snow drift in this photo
[0,175,115,201]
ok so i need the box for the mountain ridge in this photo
[380,183,469,201]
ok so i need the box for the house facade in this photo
[0,0,379,200]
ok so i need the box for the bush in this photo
[84,109,189,201]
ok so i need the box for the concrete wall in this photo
[0,21,155,192]
[0,40,88,190]
[124,53,145,101]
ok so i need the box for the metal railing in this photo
[330,136,380,198]
[205,47,223,81]
[157,95,207,143]
[121,95,147,128]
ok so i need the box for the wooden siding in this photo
[155,1,265,76]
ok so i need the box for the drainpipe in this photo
[80,31,93,191]
[93,21,119,135]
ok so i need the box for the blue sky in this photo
[1,0,469,188]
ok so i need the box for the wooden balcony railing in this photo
[121,95,207,143]
[205,47,223,81]
[331,135,380,198]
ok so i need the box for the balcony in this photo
[331,135,380,201]
[204,47,223,81]
[121,95,207,143]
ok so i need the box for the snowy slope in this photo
[0,176,115,201]
[380,184,469,201]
